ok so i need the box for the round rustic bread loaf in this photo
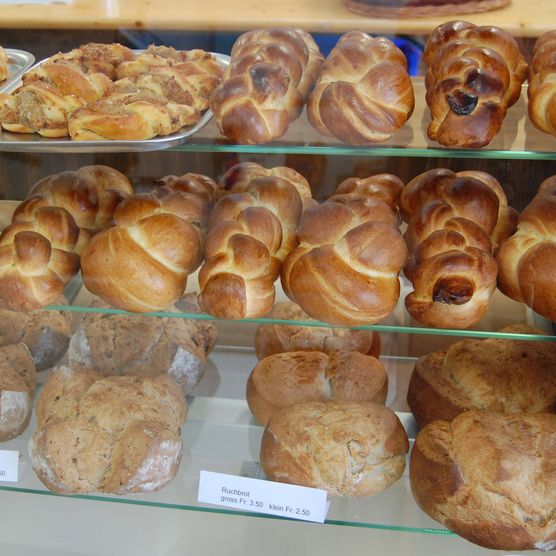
[260,400,408,496]
[247,351,388,425]
[410,411,556,550]
[69,294,217,396]
[0,343,36,441]
[0,299,71,371]
[254,301,380,359]
[29,365,187,494]
[407,325,556,428]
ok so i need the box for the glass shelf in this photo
[0,346,450,534]
[178,79,556,161]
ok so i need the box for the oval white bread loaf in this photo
[247,350,388,425]
[0,343,36,441]
[410,411,556,551]
[254,301,380,360]
[261,400,408,496]
[29,365,187,494]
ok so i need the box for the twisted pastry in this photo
[211,27,323,144]
[0,46,8,82]
[81,173,216,312]
[67,92,199,140]
[423,20,527,148]
[528,31,556,136]
[496,175,556,321]
[198,174,305,319]
[307,31,414,145]
[400,168,517,328]
[281,174,407,326]
[0,81,85,137]
[0,165,133,311]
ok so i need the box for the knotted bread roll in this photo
[410,411,556,551]
[211,27,323,144]
[81,173,216,312]
[29,366,187,494]
[281,174,407,326]
[307,31,414,145]
[528,31,556,137]
[400,168,517,328]
[424,20,527,148]
[496,175,556,321]
[0,165,133,311]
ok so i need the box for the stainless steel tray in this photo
[0,49,35,94]
[0,50,229,153]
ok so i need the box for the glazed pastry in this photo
[307,31,414,145]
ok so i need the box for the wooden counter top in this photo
[0,0,551,36]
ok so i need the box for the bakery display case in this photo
[0,9,555,556]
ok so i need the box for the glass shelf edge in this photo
[45,304,556,341]
[0,485,453,535]
[173,143,556,161]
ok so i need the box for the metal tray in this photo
[0,50,229,153]
[0,49,35,94]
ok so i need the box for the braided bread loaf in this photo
[496,175,556,321]
[198,169,306,319]
[281,174,407,326]
[424,20,527,148]
[81,173,216,312]
[0,46,8,82]
[528,31,556,136]
[307,31,414,145]
[400,169,517,328]
[0,165,132,311]
[211,27,323,144]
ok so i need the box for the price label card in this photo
[198,470,328,523]
[0,450,19,482]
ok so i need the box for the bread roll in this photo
[410,411,556,550]
[400,168,517,328]
[0,46,8,82]
[0,343,36,441]
[247,351,388,425]
[30,366,187,494]
[528,31,556,137]
[496,175,556,321]
[254,301,380,359]
[307,31,414,145]
[0,165,133,311]
[407,325,556,428]
[81,173,216,312]
[0,299,71,371]
[281,174,407,326]
[69,294,217,396]
[211,27,323,144]
[261,401,408,496]
[423,20,527,148]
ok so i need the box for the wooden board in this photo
[0,0,551,37]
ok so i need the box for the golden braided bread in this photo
[528,31,556,136]
[0,46,8,82]
[81,173,216,312]
[281,174,407,326]
[199,171,306,319]
[0,166,133,311]
[307,31,414,145]
[424,20,527,148]
[211,27,323,144]
[400,169,517,328]
[496,175,556,321]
